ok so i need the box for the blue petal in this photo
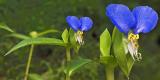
[66,16,80,32]
[106,4,136,34]
[80,17,93,31]
[132,6,158,34]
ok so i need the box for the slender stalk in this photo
[105,66,114,80]
[66,74,70,80]
[24,44,34,80]
[66,47,71,62]
[66,47,71,80]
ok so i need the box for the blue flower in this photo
[66,16,93,32]
[66,16,93,45]
[106,4,158,35]
[106,4,158,60]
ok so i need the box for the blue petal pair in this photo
[66,16,93,32]
[106,4,158,35]
[66,16,93,45]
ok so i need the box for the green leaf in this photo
[100,28,111,56]
[0,23,14,32]
[127,54,134,75]
[8,33,30,39]
[37,29,58,37]
[5,37,65,55]
[112,27,128,77]
[62,29,69,43]
[69,28,80,53]
[69,28,76,45]
[64,58,92,76]
[100,56,117,66]
[29,74,43,80]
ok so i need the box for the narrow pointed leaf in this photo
[127,54,134,75]
[69,28,76,45]
[62,29,69,43]
[5,37,65,55]
[112,27,128,76]
[0,23,14,32]
[64,58,92,76]
[69,28,80,53]
[38,29,58,37]
[100,28,111,56]
[8,33,30,39]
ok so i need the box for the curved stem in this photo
[66,47,71,80]
[105,66,114,80]
[24,45,34,80]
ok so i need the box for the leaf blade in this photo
[38,29,58,37]
[0,23,14,32]
[64,58,92,76]
[100,28,111,56]
[62,29,69,43]
[8,33,30,40]
[127,54,134,75]
[112,27,128,76]
[5,37,65,55]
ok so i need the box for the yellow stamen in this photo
[77,31,83,36]
[128,33,139,48]
[128,32,142,61]
[128,33,139,41]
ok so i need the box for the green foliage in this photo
[5,37,65,55]
[112,27,129,77]
[69,29,76,46]
[127,54,134,75]
[62,29,69,43]
[8,33,30,40]
[112,27,128,75]
[37,29,58,37]
[69,29,80,53]
[29,74,43,80]
[100,56,116,66]
[0,23,14,32]
[100,28,111,56]
[64,58,92,76]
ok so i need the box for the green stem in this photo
[24,45,34,80]
[66,47,71,80]
[105,66,114,80]
[66,47,71,62]
[66,74,70,80]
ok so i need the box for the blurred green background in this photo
[0,0,160,80]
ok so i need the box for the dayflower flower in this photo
[106,4,158,60]
[66,16,93,45]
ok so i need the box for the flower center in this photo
[128,33,142,61]
[128,33,139,48]
[75,31,84,45]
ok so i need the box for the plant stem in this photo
[66,74,70,80]
[66,47,71,80]
[24,44,34,80]
[105,66,114,80]
[66,47,71,62]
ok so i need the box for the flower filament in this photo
[128,33,142,61]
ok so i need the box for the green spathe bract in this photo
[100,28,111,57]
[112,27,133,77]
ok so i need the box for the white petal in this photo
[128,42,136,60]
